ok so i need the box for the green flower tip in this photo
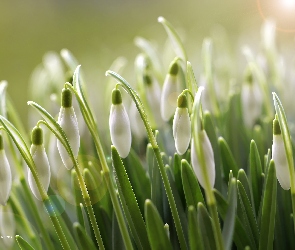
[61,88,72,108]
[112,89,122,105]
[177,94,188,108]
[31,126,43,145]
[244,67,253,84]
[169,61,179,76]
[0,134,3,150]
[143,74,152,86]
[273,118,281,135]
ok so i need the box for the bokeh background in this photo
[1,0,295,126]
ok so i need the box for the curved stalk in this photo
[106,70,188,249]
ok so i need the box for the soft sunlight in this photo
[281,0,295,8]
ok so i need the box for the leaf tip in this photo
[158,16,165,23]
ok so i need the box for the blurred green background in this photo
[0,0,292,124]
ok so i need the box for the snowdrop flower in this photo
[241,68,262,128]
[129,101,145,141]
[0,205,15,248]
[57,88,80,169]
[28,126,51,200]
[173,94,191,155]
[161,60,180,121]
[0,134,12,206]
[109,88,131,158]
[272,117,290,190]
[191,130,215,189]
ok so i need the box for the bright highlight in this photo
[281,0,295,8]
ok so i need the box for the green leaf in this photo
[73,222,97,250]
[249,140,263,215]
[145,199,173,250]
[181,159,205,208]
[16,235,35,250]
[237,181,259,249]
[112,146,150,250]
[122,148,151,214]
[214,189,253,249]
[259,160,277,250]
[222,178,237,250]
[173,154,185,207]
[218,137,239,183]
[71,170,84,228]
[237,169,253,208]
[188,206,204,250]
[197,203,216,250]
[157,16,187,61]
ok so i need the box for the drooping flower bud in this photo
[191,129,215,189]
[161,60,180,121]
[109,88,131,158]
[272,117,290,190]
[173,94,191,155]
[28,126,51,200]
[57,88,80,169]
[241,67,262,128]
[0,134,12,206]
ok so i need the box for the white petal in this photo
[173,108,191,155]
[241,83,262,128]
[191,130,215,189]
[161,74,179,121]
[28,145,51,200]
[0,150,11,206]
[57,107,80,169]
[272,135,290,190]
[109,104,131,158]
[0,206,15,248]
[129,102,146,140]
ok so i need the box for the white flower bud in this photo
[173,94,191,155]
[28,127,51,200]
[272,118,290,190]
[161,61,180,121]
[241,69,262,128]
[129,101,146,141]
[0,205,15,248]
[191,130,215,189]
[110,89,131,158]
[0,135,12,206]
[57,88,80,169]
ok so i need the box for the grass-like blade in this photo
[16,235,35,250]
[181,159,205,208]
[197,203,216,250]
[259,160,277,250]
[249,140,263,215]
[188,206,204,250]
[158,16,187,61]
[112,146,150,250]
[73,222,97,250]
[237,169,253,208]
[219,137,239,183]
[145,199,173,250]
[222,178,237,250]
[237,181,259,249]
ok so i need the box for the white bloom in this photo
[0,135,12,206]
[191,130,215,189]
[0,205,15,248]
[129,101,145,141]
[110,89,131,158]
[57,88,80,169]
[272,118,290,190]
[28,127,51,200]
[161,61,179,121]
[173,94,191,155]
[241,72,262,128]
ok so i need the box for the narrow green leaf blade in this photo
[73,222,97,250]
[112,146,150,250]
[145,199,173,250]
[249,140,263,215]
[188,206,204,250]
[222,178,237,250]
[219,137,239,183]
[259,160,277,250]
[181,159,205,208]
[16,235,35,250]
